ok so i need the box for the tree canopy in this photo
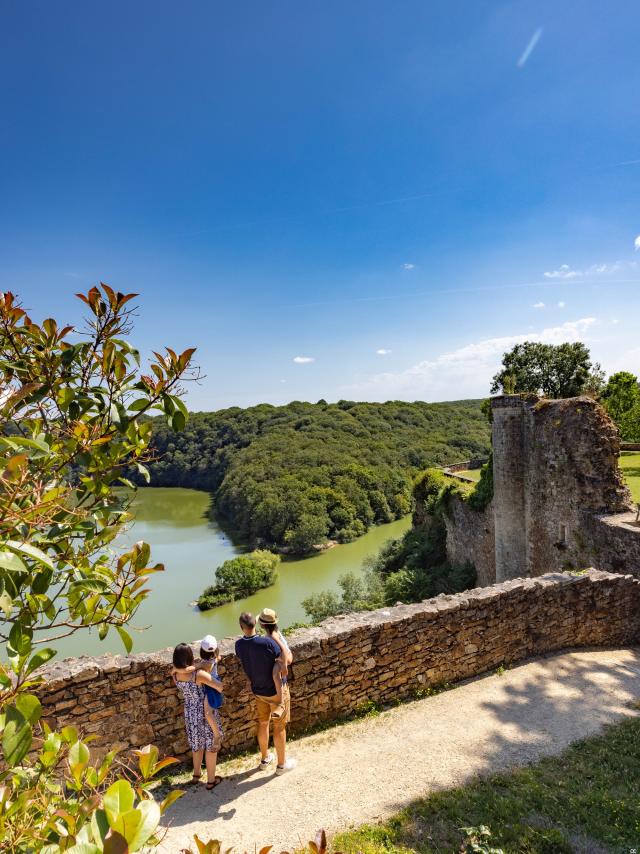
[602,371,640,441]
[138,399,491,553]
[490,341,603,398]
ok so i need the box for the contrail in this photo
[173,186,463,238]
[290,278,640,310]
[517,27,543,68]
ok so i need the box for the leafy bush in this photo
[302,570,383,622]
[465,453,494,511]
[0,285,195,852]
[0,724,182,852]
[198,549,280,610]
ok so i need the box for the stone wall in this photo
[445,396,639,584]
[37,569,640,761]
[591,513,640,576]
[443,497,495,587]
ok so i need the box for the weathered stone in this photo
[33,569,640,760]
[442,396,639,584]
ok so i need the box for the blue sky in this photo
[1,1,639,409]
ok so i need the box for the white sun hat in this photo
[200,634,218,651]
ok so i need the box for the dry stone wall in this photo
[37,569,640,761]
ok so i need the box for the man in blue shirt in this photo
[235,611,296,775]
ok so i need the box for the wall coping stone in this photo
[39,568,631,682]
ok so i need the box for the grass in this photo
[620,451,640,504]
[334,716,640,853]
[457,469,482,482]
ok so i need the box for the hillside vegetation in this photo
[140,399,491,552]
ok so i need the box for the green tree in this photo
[601,371,640,425]
[198,549,280,610]
[284,512,329,554]
[490,341,598,398]
[619,403,640,441]
[0,285,195,851]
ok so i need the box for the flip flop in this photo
[206,776,223,790]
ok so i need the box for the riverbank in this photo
[51,488,411,659]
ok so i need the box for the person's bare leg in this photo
[257,720,270,759]
[204,700,218,735]
[273,726,286,766]
[205,749,218,785]
[192,749,203,779]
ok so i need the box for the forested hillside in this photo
[139,399,490,552]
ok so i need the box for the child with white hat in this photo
[198,634,224,762]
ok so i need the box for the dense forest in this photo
[137,399,491,553]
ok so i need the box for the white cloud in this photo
[533,302,545,309]
[635,235,640,250]
[376,348,392,355]
[280,379,287,383]
[293,356,315,364]
[557,301,566,308]
[544,264,581,279]
[402,263,415,270]
[543,262,621,279]
[347,318,597,402]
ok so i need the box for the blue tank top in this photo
[204,661,223,707]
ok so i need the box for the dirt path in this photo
[159,648,640,853]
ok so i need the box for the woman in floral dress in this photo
[172,642,223,789]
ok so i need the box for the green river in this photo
[54,488,411,660]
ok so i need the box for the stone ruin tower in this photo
[491,395,636,581]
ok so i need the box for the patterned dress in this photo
[174,671,218,752]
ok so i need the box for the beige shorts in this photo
[254,684,290,733]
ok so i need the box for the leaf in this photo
[173,396,189,421]
[126,799,161,850]
[61,725,79,744]
[160,788,185,814]
[1,435,50,454]
[135,462,150,483]
[110,808,143,845]
[104,779,135,825]
[194,837,223,854]
[0,550,27,573]
[69,579,109,595]
[2,705,32,767]
[69,739,90,776]
[64,843,103,854]
[32,567,53,594]
[0,588,12,617]
[8,621,32,657]
[133,744,158,779]
[6,540,54,569]
[314,830,327,854]
[16,693,42,724]
[171,409,186,432]
[25,647,56,676]
[103,831,129,854]
[117,626,133,654]
[91,808,110,845]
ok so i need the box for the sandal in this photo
[206,776,223,790]
[188,774,202,785]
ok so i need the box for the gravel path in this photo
[159,647,640,853]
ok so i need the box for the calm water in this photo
[54,488,410,659]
